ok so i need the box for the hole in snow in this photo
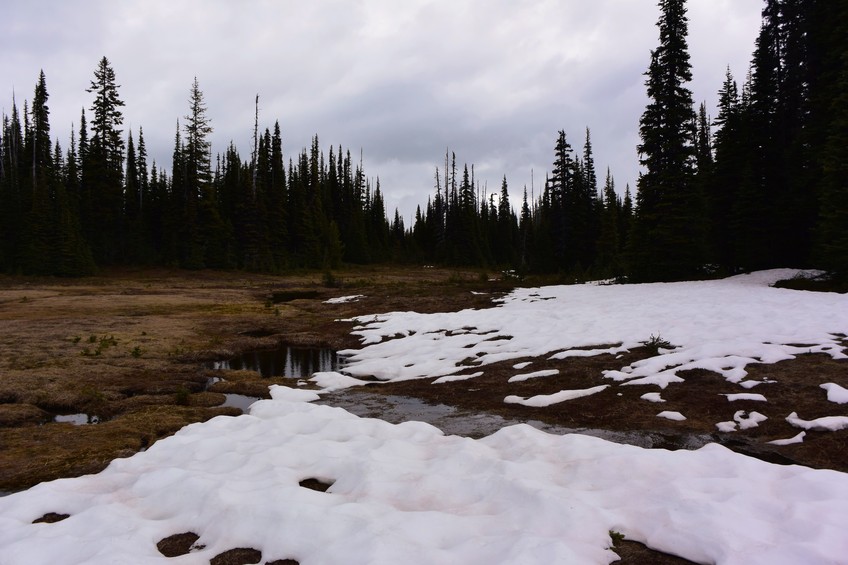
[32,512,69,524]
[299,478,334,492]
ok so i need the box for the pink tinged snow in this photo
[1,386,847,565]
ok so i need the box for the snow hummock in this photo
[657,410,687,421]
[821,382,848,404]
[3,387,848,565]
[640,392,666,403]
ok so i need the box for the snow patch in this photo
[324,295,364,304]
[310,372,371,392]
[657,411,686,422]
[786,412,848,432]
[821,383,848,404]
[768,431,806,446]
[723,393,768,402]
[432,372,484,384]
[640,392,666,403]
[507,369,559,383]
[504,385,608,407]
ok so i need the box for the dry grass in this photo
[0,266,499,491]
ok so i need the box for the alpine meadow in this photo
[1,1,847,564]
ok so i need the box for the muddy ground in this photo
[1,266,845,564]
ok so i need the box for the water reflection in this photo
[211,346,340,378]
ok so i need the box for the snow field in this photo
[336,269,848,440]
[1,386,848,564]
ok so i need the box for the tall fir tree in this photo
[629,0,702,281]
[85,56,126,263]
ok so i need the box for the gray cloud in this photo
[1,0,763,217]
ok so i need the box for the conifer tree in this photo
[812,0,848,279]
[85,57,126,263]
[629,0,702,281]
[1,100,25,271]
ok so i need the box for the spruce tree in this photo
[85,57,126,263]
[629,0,702,281]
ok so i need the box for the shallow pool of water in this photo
[316,388,715,449]
[211,346,341,378]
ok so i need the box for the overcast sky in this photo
[2,0,763,220]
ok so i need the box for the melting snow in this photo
[2,387,847,564]
[821,382,848,404]
[324,294,364,304]
[507,369,559,383]
[723,393,768,402]
[2,269,848,563]
[786,412,848,432]
[504,385,609,407]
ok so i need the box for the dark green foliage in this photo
[629,0,704,282]
[4,13,845,283]
[812,0,848,279]
[84,57,125,264]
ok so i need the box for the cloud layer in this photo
[2,0,762,218]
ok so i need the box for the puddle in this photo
[222,393,262,412]
[54,413,101,425]
[316,389,715,449]
[211,346,341,378]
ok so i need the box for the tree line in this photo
[1,64,398,275]
[629,0,848,282]
[2,0,845,281]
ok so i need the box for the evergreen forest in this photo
[2,0,846,282]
